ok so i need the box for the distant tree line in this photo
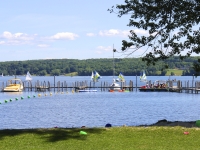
[0,57,199,76]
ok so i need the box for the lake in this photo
[0,75,200,129]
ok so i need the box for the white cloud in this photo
[97,46,112,51]
[96,50,102,54]
[2,31,34,41]
[37,44,49,48]
[3,31,12,39]
[99,29,149,37]
[50,32,79,40]
[134,29,148,35]
[121,30,130,36]
[99,29,131,37]
[95,46,113,55]
[0,31,79,46]
[0,30,82,51]
[99,29,120,36]
[0,31,36,45]
[86,33,95,37]
[0,41,5,44]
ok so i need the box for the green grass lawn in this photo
[0,127,199,150]
[165,69,183,76]
[64,72,78,76]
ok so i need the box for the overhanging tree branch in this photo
[109,0,200,75]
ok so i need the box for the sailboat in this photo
[118,72,125,82]
[78,70,101,92]
[1,73,3,77]
[91,70,101,82]
[25,71,32,81]
[140,70,147,82]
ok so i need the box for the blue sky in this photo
[0,0,148,62]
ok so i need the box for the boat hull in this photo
[78,90,97,92]
[109,82,121,91]
[139,88,168,92]
[3,89,23,92]
[3,88,23,92]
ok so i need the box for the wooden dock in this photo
[0,79,134,92]
[21,80,200,93]
[139,80,200,94]
[1,77,200,94]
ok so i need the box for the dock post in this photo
[192,74,194,94]
[136,75,137,91]
[54,75,55,92]
[28,82,29,91]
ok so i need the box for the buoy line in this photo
[0,90,76,105]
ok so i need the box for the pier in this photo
[21,80,134,92]
[0,76,200,93]
[142,80,200,94]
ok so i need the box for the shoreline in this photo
[0,120,199,130]
[139,119,197,128]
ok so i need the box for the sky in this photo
[0,0,147,62]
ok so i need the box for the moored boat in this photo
[108,45,127,92]
[2,78,23,92]
[109,73,127,92]
[109,80,121,92]
[139,80,169,92]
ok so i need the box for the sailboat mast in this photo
[113,44,115,80]
[112,44,118,80]
[112,44,118,81]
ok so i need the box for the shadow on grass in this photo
[0,127,106,142]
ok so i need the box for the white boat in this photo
[3,78,23,92]
[109,45,125,92]
[109,79,121,91]
[1,73,3,77]
[25,71,32,81]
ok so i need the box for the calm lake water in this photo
[0,76,200,129]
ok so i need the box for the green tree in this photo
[38,70,47,76]
[161,70,167,76]
[171,72,175,76]
[109,0,200,75]
[50,69,60,76]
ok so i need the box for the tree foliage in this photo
[108,0,200,75]
[0,57,198,76]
